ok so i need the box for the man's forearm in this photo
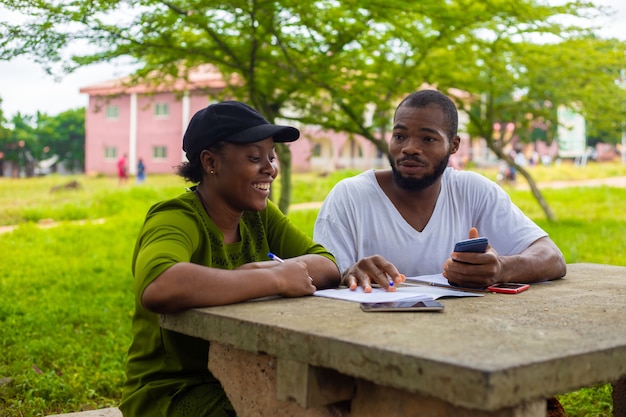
[499,238,566,283]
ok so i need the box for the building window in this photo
[153,146,167,159]
[312,143,322,157]
[154,103,169,117]
[105,105,119,119]
[104,146,117,160]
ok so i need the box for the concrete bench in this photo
[45,407,121,417]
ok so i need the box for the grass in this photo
[0,161,625,416]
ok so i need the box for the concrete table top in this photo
[161,263,626,411]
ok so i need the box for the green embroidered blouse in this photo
[120,189,336,416]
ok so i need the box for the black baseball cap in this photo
[182,101,300,160]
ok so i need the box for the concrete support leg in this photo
[351,380,545,417]
[208,342,549,417]
[208,342,342,417]
[613,377,626,417]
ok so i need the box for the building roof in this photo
[79,64,229,95]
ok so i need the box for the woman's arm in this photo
[239,254,340,290]
[291,254,341,289]
[142,260,317,313]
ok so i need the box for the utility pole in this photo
[613,18,626,166]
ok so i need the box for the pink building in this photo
[79,66,386,176]
[80,65,227,176]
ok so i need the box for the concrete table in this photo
[161,263,626,416]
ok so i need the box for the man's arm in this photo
[443,236,567,288]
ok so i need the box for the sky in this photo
[0,0,625,120]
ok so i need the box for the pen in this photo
[267,252,284,263]
[403,279,489,294]
[268,252,313,282]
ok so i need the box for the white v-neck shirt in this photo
[313,168,547,276]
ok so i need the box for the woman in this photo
[120,101,341,417]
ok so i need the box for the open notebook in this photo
[314,274,483,303]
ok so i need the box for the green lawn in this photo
[0,161,625,416]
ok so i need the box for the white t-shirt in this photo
[313,168,547,276]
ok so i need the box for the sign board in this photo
[557,106,586,158]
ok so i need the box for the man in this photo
[313,89,566,291]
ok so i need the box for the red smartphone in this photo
[487,283,530,294]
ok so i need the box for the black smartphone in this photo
[360,299,444,312]
[454,237,489,253]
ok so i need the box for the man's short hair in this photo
[395,89,458,139]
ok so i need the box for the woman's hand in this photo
[273,260,317,297]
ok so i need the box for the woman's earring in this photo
[210,170,215,175]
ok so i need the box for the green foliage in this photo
[521,37,626,146]
[1,165,625,416]
[274,169,362,208]
[0,109,86,177]
[0,113,35,164]
[36,108,86,171]
[3,0,624,211]
[558,385,614,416]
[0,221,134,415]
[0,177,185,417]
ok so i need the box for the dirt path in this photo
[0,218,105,235]
[289,176,626,211]
[515,176,626,190]
[2,176,625,233]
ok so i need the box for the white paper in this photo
[404,273,450,286]
[396,286,482,299]
[314,284,482,303]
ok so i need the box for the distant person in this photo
[119,101,340,417]
[314,89,566,291]
[117,153,128,185]
[136,158,146,184]
[541,154,552,166]
[530,151,539,167]
[497,159,513,184]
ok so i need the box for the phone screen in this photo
[360,299,444,312]
[491,283,526,289]
[454,237,489,253]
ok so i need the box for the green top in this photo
[120,188,336,416]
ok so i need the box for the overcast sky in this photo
[0,0,624,120]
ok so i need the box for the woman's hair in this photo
[176,158,203,183]
[176,142,226,183]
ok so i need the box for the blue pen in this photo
[268,252,284,263]
[268,252,313,282]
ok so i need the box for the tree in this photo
[414,4,626,221]
[0,112,37,177]
[524,37,626,148]
[0,0,511,210]
[36,108,85,172]
[0,107,85,176]
[1,0,623,215]
[0,96,11,176]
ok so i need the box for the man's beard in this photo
[389,154,450,191]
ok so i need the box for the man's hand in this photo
[442,227,502,288]
[341,255,406,292]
